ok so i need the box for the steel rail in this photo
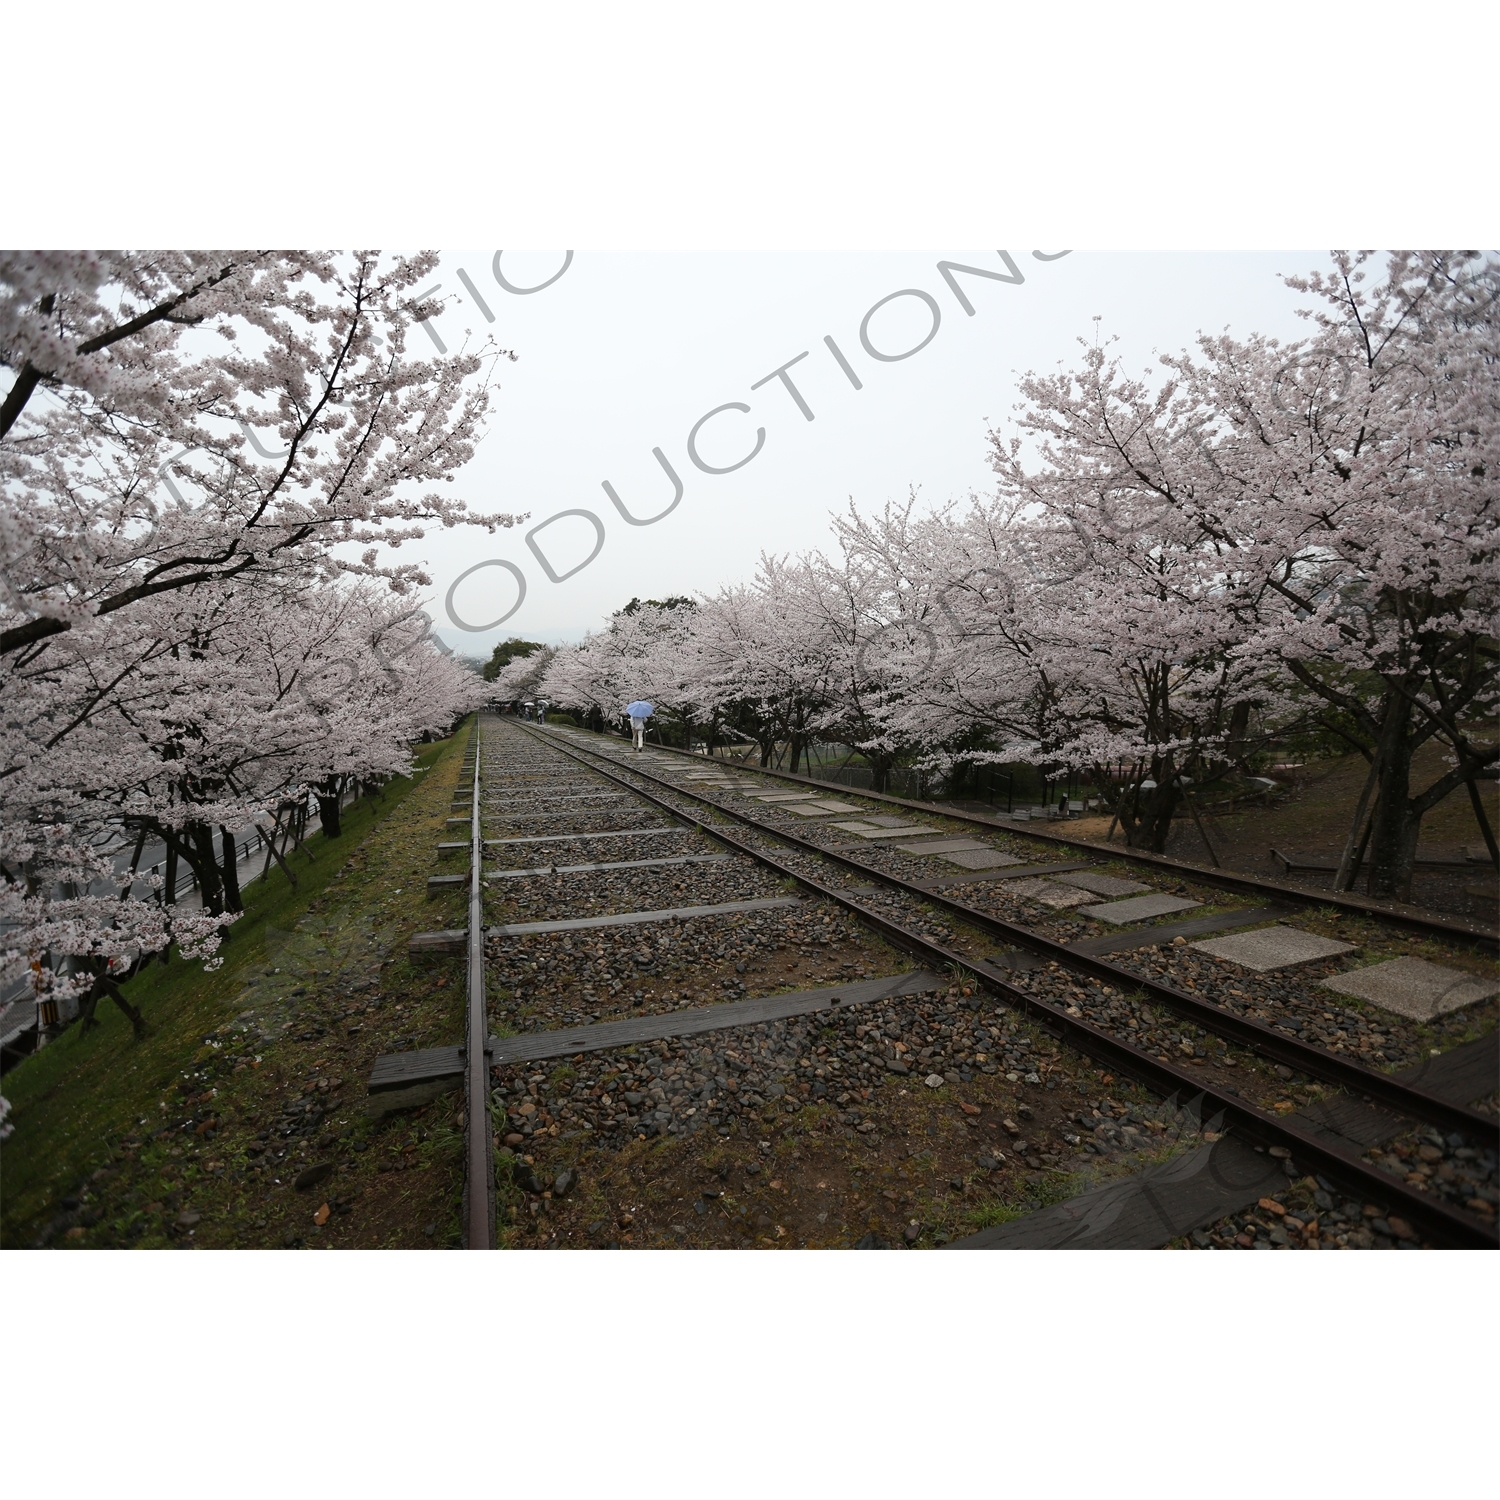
[464,719,495,1250]
[618,733,1499,954]
[517,726,1498,1248]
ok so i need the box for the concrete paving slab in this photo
[804,799,861,812]
[1189,926,1355,972]
[1080,893,1202,924]
[830,820,884,832]
[1320,956,1500,1020]
[854,826,939,840]
[486,827,688,846]
[1005,877,1096,908]
[749,793,818,802]
[942,849,1029,869]
[864,816,917,828]
[783,803,840,816]
[900,838,993,855]
[492,895,802,937]
[1054,871,1150,897]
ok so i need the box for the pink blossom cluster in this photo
[1,252,515,1038]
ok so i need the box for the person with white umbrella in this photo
[625,700,654,751]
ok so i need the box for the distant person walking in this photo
[537,699,549,724]
[626,700,654,751]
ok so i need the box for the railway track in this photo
[416,716,1496,1250]
[636,739,1500,953]
[550,736,1495,1132]
[517,724,1497,1246]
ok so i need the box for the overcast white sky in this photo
[412,250,1319,654]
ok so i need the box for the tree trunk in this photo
[1139,787,1179,853]
[1225,699,1253,771]
[1465,777,1499,868]
[163,844,178,906]
[1333,755,1381,891]
[1120,780,1179,853]
[190,822,226,915]
[1366,696,1421,901]
[318,777,343,839]
[81,974,147,1038]
[220,825,243,913]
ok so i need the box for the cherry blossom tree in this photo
[1,251,519,1054]
[989,251,1499,890]
[535,600,700,739]
[1,577,484,1025]
[1,250,522,659]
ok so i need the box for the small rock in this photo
[174,1209,202,1230]
[1016,1105,1034,1120]
[1273,1065,1294,1081]
[294,1161,336,1192]
[958,1102,981,1116]
[423,1221,438,1237]
[903,1223,921,1244]
[924,1074,945,1089]
[553,1167,579,1198]
[1385,1216,1415,1240]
